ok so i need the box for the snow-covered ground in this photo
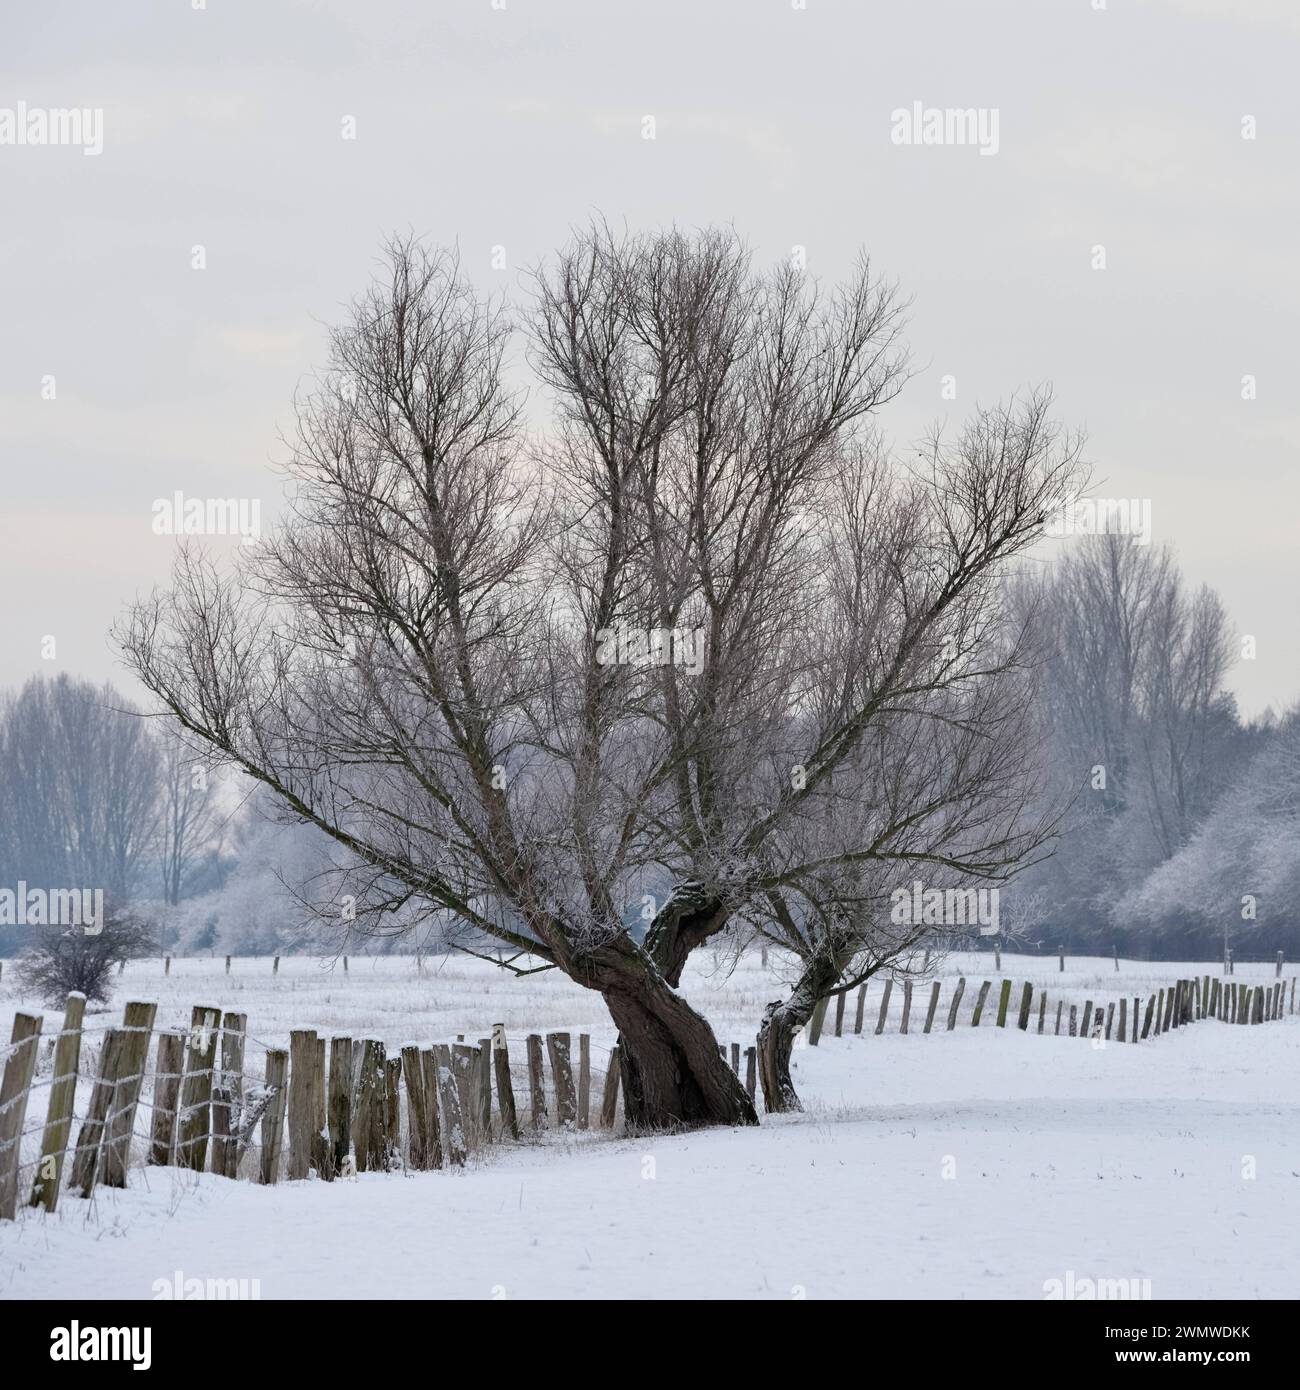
[1,952,1296,1300]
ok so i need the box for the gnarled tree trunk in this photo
[756,955,850,1114]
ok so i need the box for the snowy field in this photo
[1,951,1297,1300]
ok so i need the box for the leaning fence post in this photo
[1118,997,1127,1043]
[808,996,830,1046]
[1017,982,1033,1031]
[875,978,894,1034]
[546,1032,578,1128]
[101,1000,158,1188]
[30,993,85,1212]
[491,1025,519,1140]
[900,980,914,1035]
[260,1049,288,1184]
[72,1027,124,1197]
[1068,1005,1078,1037]
[834,991,846,1038]
[599,1043,621,1128]
[0,1013,43,1220]
[924,981,941,1034]
[1055,1001,1063,1035]
[971,980,992,1027]
[1037,992,1047,1034]
[1141,995,1155,1038]
[946,977,966,1030]
[177,1005,221,1171]
[995,979,1011,1028]
[1081,1001,1093,1037]
[854,984,868,1034]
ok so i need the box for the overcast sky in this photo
[2,0,1296,716]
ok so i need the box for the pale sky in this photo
[1,0,1296,716]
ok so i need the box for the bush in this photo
[12,913,156,1005]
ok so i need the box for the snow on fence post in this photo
[946,977,966,1031]
[970,980,992,1027]
[473,1041,492,1143]
[434,1044,466,1167]
[900,980,914,1035]
[177,1006,221,1172]
[73,1027,125,1197]
[834,991,846,1038]
[875,979,894,1035]
[526,1034,547,1130]
[545,1033,578,1129]
[1017,983,1033,1031]
[221,1012,247,1117]
[286,1029,318,1180]
[491,1026,519,1141]
[1067,1005,1077,1037]
[924,981,942,1034]
[450,1045,478,1149]
[0,1012,43,1220]
[808,997,829,1046]
[102,1000,158,1188]
[995,979,1011,1028]
[600,1043,621,1128]
[428,1045,453,1167]
[383,1056,401,1164]
[401,1044,428,1170]
[259,1049,288,1184]
[30,992,85,1212]
[744,1047,757,1102]
[329,1037,354,1175]
[577,1034,592,1129]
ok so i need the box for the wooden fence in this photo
[807,972,1298,1045]
[0,996,751,1221]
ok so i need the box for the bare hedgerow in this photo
[13,913,156,1006]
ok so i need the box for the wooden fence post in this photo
[1017,982,1033,1031]
[1277,951,1284,979]
[875,979,894,1034]
[30,993,86,1211]
[578,1034,591,1130]
[1068,1005,1078,1037]
[971,980,992,1026]
[1055,1001,1063,1035]
[946,977,966,1030]
[329,1036,354,1175]
[260,1049,288,1184]
[900,980,914,1035]
[1038,992,1047,1034]
[433,1044,466,1166]
[450,1043,478,1149]
[546,1033,578,1128]
[72,1028,124,1197]
[272,956,280,975]
[834,992,846,1038]
[995,979,1011,1028]
[225,955,231,975]
[421,1049,444,1168]
[744,1046,757,1102]
[1104,1003,1114,1039]
[1081,1002,1093,1037]
[492,1025,519,1140]
[599,1043,621,1128]
[1118,997,1127,1043]
[401,1044,427,1170]
[164,956,171,977]
[1141,995,1155,1038]
[853,984,867,1035]
[211,1087,232,1177]
[384,1056,402,1164]
[1113,945,1119,972]
[177,1006,221,1171]
[473,1042,492,1144]
[924,981,941,1034]
[287,1029,318,1181]
[526,1034,547,1130]
[808,997,830,1046]
[994,943,1001,972]
[1058,946,1065,973]
[0,1013,43,1219]
[101,1000,158,1188]
[220,1012,247,1114]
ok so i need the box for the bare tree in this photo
[118,226,1084,1129]
[156,729,224,905]
[14,912,156,1005]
